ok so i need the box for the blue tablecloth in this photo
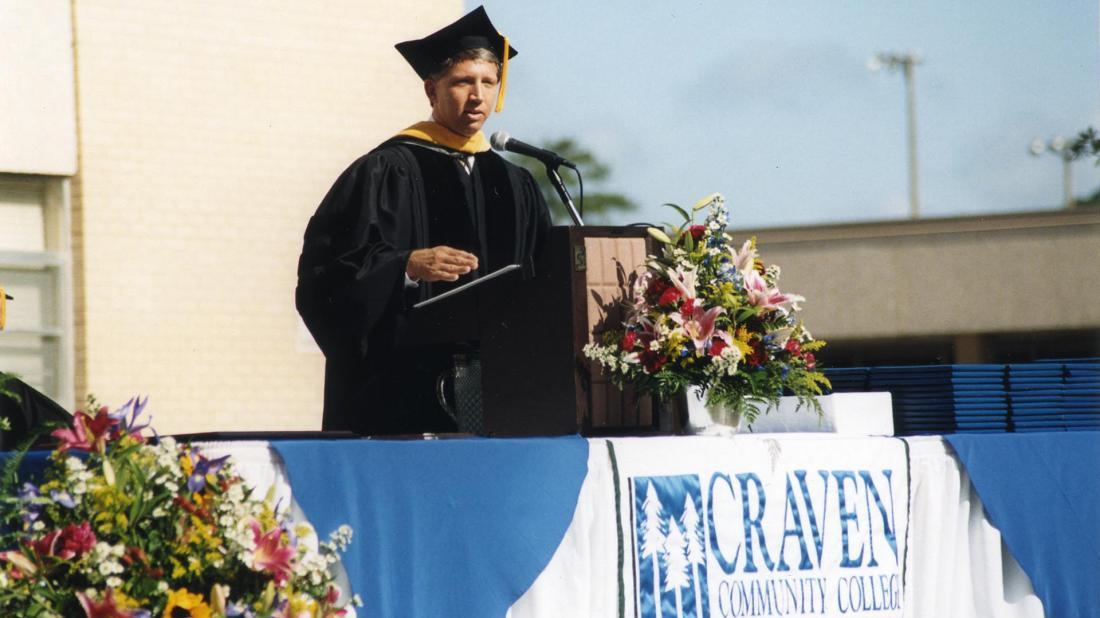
[946,432,1100,617]
[272,436,589,617]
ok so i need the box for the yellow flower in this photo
[162,588,211,618]
[170,558,186,578]
[732,328,754,358]
[664,331,686,354]
[288,593,319,616]
[112,590,146,610]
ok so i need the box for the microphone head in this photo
[489,131,510,151]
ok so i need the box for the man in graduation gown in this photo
[296,7,551,436]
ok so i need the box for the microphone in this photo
[490,132,576,169]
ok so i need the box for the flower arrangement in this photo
[0,397,358,617]
[583,194,830,423]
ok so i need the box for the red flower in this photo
[28,530,61,557]
[804,353,817,370]
[657,286,681,307]
[639,350,668,373]
[58,522,96,559]
[710,338,727,357]
[785,339,801,356]
[621,331,637,351]
[645,277,669,302]
[680,297,695,315]
[746,340,767,367]
[27,522,95,560]
[688,225,705,242]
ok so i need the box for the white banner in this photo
[612,435,909,618]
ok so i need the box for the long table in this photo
[193,432,1098,617]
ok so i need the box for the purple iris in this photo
[17,482,42,524]
[49,489,76,509]
[187,452,230,493]
[109,396,152,436]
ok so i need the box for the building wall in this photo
[0,1,77,176]
[70,0,461,433]
[740,210,1100,360]
[0,2,77,409]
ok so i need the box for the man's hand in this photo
[406,246,479,282]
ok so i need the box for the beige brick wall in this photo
[741,212,1100,341]
[71,0,461,433]
[0,1,77,176]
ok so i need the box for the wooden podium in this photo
[408,226,682,436]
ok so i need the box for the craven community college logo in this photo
[633,475,711,618]
[630,465,903,618]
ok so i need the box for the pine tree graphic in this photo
[682,494,705,618]
[663,515,690,618]
[641,481,667,618]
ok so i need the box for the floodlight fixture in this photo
[868,51,923,219]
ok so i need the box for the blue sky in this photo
[472,1,1100,228]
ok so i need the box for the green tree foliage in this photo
[1067,127,1100,164]
[506,138,637,224]
[1068,128,1100,209]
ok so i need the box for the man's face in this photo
[425,59,499,137]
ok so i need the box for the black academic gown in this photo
[0,377,71,450]
[296,137,550,436]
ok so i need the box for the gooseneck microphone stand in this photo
[546,164,584,226]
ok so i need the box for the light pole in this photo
[868,52,922,219]
[1029,136,1075,209]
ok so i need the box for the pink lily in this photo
[51,407,119,453]
[1,550,37,576]
[321,585,352,616]
[76,589,134,618]
[744,270,804,313]
[668,266,697,300]
[248,520,295,584]
[673,304,725,351]
[731,239,756,274]
[50,416,92,452]
[631,270,652,313]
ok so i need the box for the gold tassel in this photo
[495,35,510,113]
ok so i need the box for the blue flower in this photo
[18,482,42,523]
[110,395,152,436]
[50,489,76,509]
[187,452,230,493]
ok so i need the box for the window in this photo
[0,174,73,409]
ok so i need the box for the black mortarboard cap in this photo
[395,6,518,80]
